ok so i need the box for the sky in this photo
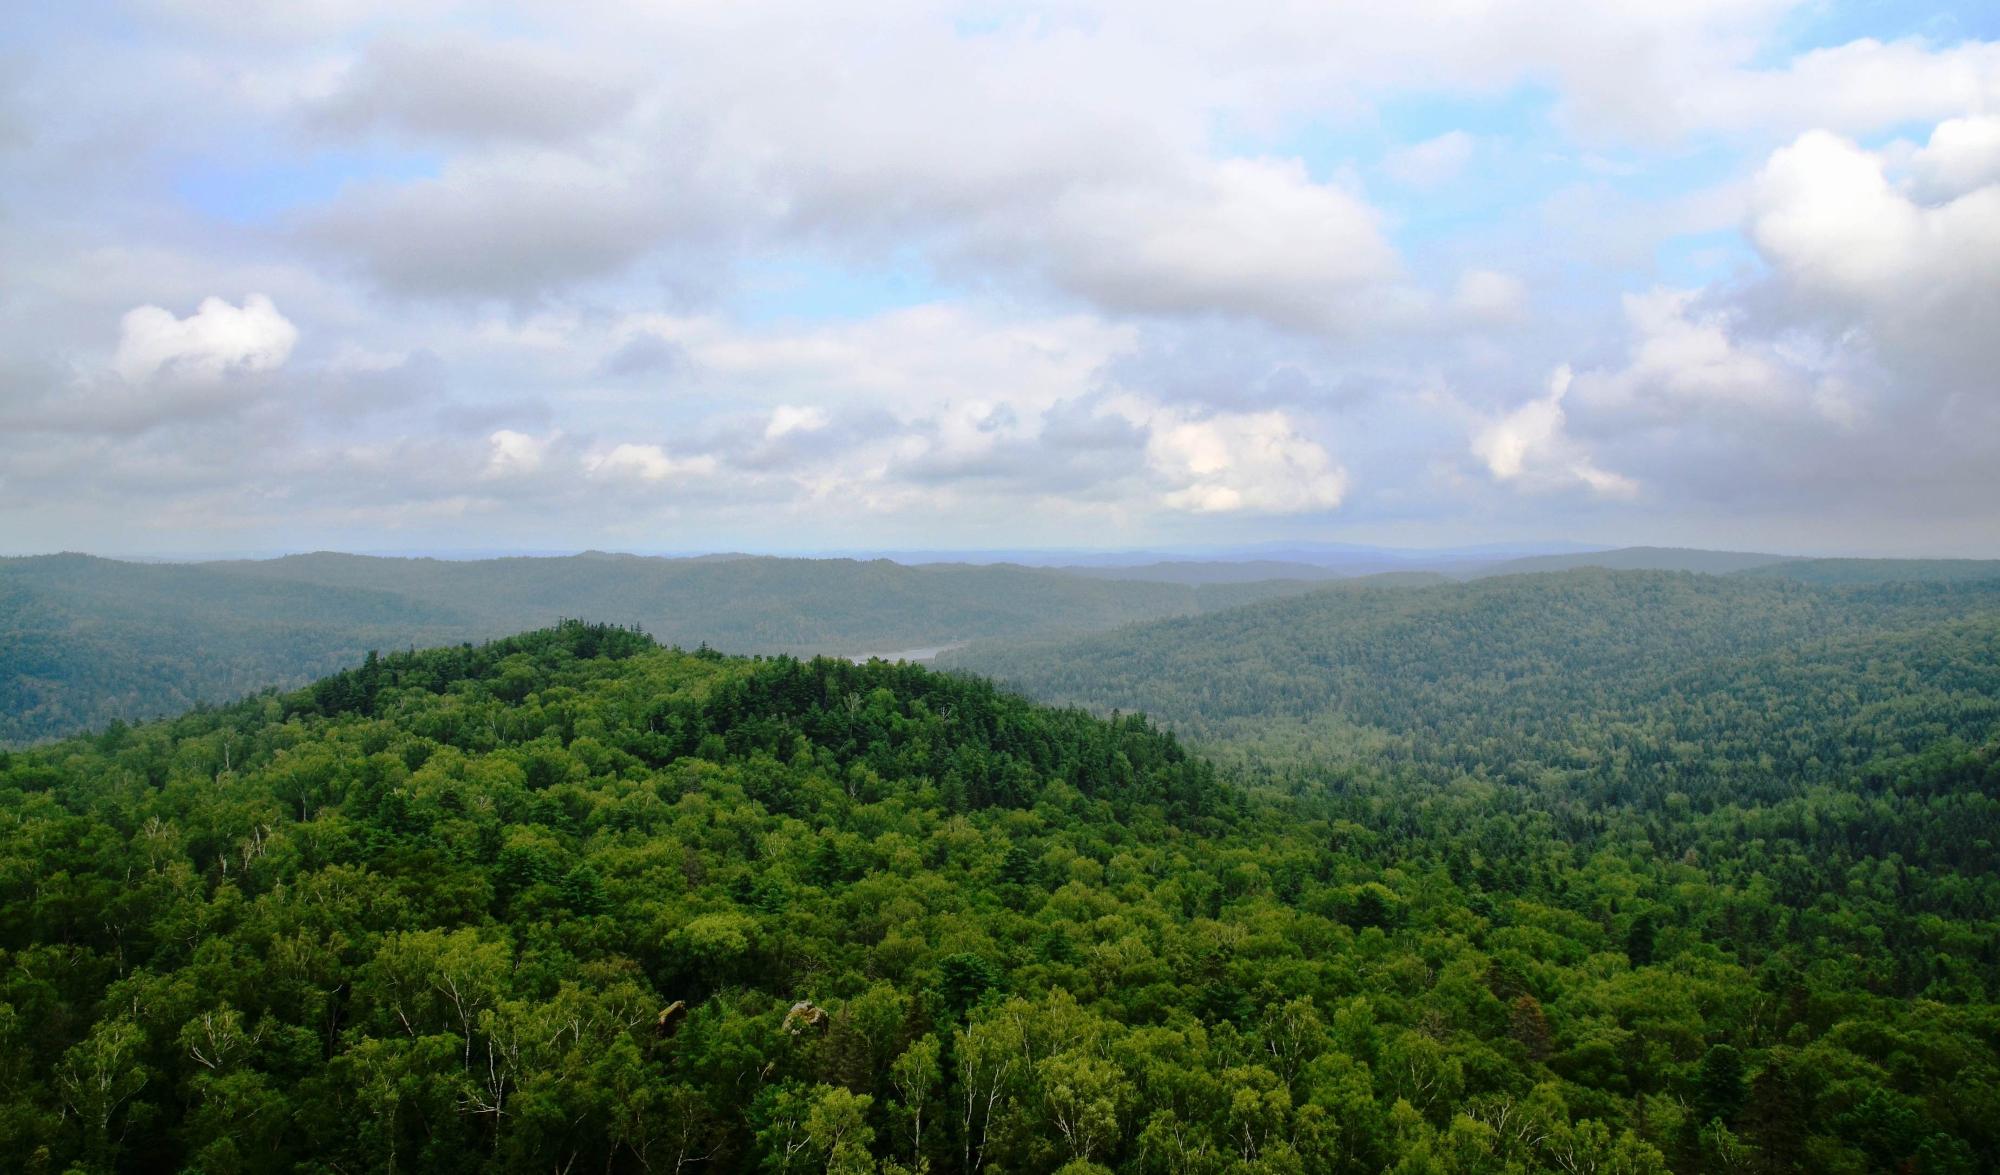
[2,1,1998,558]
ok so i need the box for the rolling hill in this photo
[2,620,1993,1171]
[1465,546,1796,578]
[0,552,1318,744]
[942,569,2000,806]
[1734,557,2000,586]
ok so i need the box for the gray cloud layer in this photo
[1,3,1997,555]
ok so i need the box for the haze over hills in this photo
[7,544,2000,746]
[1056,563,1463,587]
[1464,545,1799,578]
[0,550,1324,744]
[55,541,1601,573]
[151,550,1327,640]
[1736,557,2000,586]
[1448,548,2000,584]
[857,540,1605,574]
[1050,560,1355,585]
[1017,545,2000,585]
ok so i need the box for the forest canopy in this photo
[1,600,1996,1173]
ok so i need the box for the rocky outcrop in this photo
[782,999,827,1034]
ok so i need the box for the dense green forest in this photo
[1050,562,1355,586]
[15,547,1993,747]
[1733,558,2000,586]
[0,554,1319,745]
[1452,548,2000,584]
[2,605,1997,1172]
[944,571,2000,784]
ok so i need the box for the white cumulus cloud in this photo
[1029,157,1400,333]
[588,443,719,483]
[1474,366,1637,498]
[112,294,298,385]
[1910,114,2000,203]
[1752,128,2000,310]
[765,405,831,440]
[1581,289,1799,415]
[1145,408,1348,514]
[483,429,555,479]
[1749,124,2000,390]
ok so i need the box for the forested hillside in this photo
[0,554,1317,745]
[2,620,1995,1172]
[1734,558,2000,586]
[1050,561,1352,585]
[945,572,2000,789]
[1454,547,2000,585]
[1465,547,1794,578]
[0,557,475,751]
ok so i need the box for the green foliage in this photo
[1693,1044,1747,1128]
[1735,557,2000,586]
[1471,545,1797,577]
[932,953,1005,1023]
[0,572,1996,1173]
[943,569,2000,1171]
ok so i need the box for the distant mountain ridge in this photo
[1050,560,1352,585]
[1466,545,1798,577]
[942,568,2000,787]
[0,551,1319,743]
[1461,546,2000,583]
[7,545,1997,745]
[1735,557,2000,585]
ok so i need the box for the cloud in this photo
[1474,366,1637,498]
[599,331,688,379]
[653,303,1136,416]
[1143,407,1349,514]
[765,405,829,440]
[1680,37,2000,140]
[428,303,1349,522]
[1452,269,1528,324]
[10,5,2000,554]
[1752,127,2000,310]
[1383,131,1474,188]
[1748,125,2000,392]
[1574,289,1805,417]
[1909,114,2000,203]
[220,7,2000,321]
[306,151,702,299]
[112,294,297,384]
[483,429,555,479]
[588,443,720,483]
[1023,157,1401,332]
[308,35,634,146]
[294,16,1417,327]
[147,0,465,43]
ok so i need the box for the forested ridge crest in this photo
[0,615,1994,1172]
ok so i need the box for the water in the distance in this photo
[844,642,967,664]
